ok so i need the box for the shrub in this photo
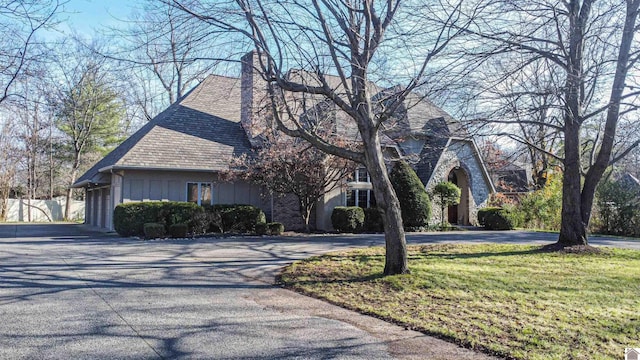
[268,222,285,235]
[331,206,365,233]
[478,207,501,226]
[202,204,266,233]
[190,211,211,235]
[114,202,165,237]
[512,174,562,231]
[363,207,384,233]
[169,223,189,238]
[481,208,515,230]
[201,204,224,232]
[162,202,204,231]
[389,161,431,228]
[432,181,461,227]
[143,223,165,239]
[223,205,266,233]
[596,178,640,237]
[113,201,204,237]
[255,222,269,235]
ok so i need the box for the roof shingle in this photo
[74,75,251,185]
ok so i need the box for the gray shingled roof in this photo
[74,75,251,186]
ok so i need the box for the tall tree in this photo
[0,0,63,105]
[0,117,18,220]
[103,0,231,121]
[174,0,475,275]
[52,61,125,219]
[465,0,640,246]
[473,60,563,189]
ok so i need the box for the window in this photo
[346,189,376,208]
[346,168,375,208]
[186,182,213,205]
[354,168,370,183]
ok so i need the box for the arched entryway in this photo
[447,167,470,225]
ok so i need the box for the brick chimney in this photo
[240,51,268,147]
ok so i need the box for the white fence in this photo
[3,197,85,222]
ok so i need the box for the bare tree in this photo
[172,0,475,274]
[102,0,232,121]
[0,0,63,105]
[232,134,356,233]
[0,117,19,220]
[464,0,640,246]
[473,60,564,189]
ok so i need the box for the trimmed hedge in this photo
[363,207,384,233]
[268,222,285,235]
[143,223,165,239]
[256,222,285,236]
[169,223,188,238]
[114,202,268,237]
[479,207,515,230]
[389,161,431,229]
[477,207,501,226]
[255,222,269,235]
[332,206,365,233]
[202,204,266,233]
[113,201,204,237]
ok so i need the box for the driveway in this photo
[0,224,636,359]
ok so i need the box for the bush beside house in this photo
[389,161,432,230]
[202,204,266,233]
[363,207,384,233]
[332,206,365,233]
[114,202,267,237]
[114,202,204,237]
[478,207,516,230]
[143,223,166,239]
[255,222,285,235]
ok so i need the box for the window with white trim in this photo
[186,182,213,205]
[354,168,370,183]
[346,189,376,208]
[345,168,376,208]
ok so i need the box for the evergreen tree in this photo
[53,63,125,219]
[389,161,431,229]
[433,181,461,228]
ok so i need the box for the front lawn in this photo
[279,244,640,359]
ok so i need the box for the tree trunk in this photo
[64,187,73,221]
[302,203,312,233]
[65,165,78,221]
[557,121,588,246]
[362,129,408,275]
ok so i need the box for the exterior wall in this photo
[4,197,84,222]
[426,140,492,225]
[82,169,266,231]
[317,186,344,231]
[118,170,262,206]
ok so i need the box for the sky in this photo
[55,0,136,37]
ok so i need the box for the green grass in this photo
[279,244,640,359]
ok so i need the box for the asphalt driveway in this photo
[0,224,636,359]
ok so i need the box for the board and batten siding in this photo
[118,170,262,207]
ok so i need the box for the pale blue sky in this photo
[56,0,137,36]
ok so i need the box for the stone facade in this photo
[425,139,492,226]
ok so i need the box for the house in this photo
[489,162,531,196]
[73,51,494,231]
